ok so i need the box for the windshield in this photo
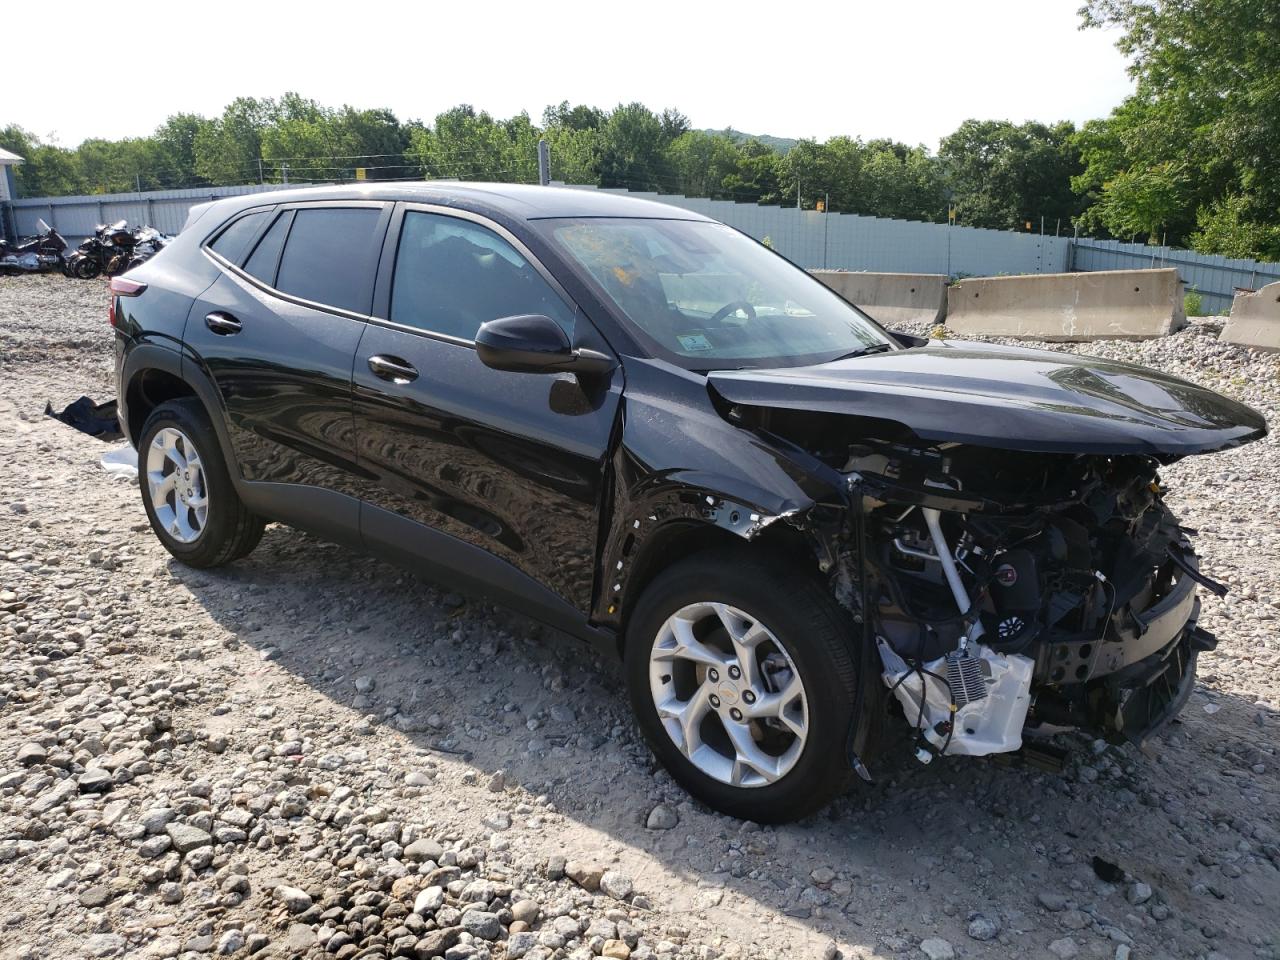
[537,218,893,369]
[36,218,51,234]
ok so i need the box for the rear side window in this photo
[389,211,575,340]
[209,211,270,263]
[275,207,383,314]
[244,211,293,285]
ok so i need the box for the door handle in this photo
[367,354,419,383]
[205,311,242,335]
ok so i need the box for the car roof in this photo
[212,181,713,222]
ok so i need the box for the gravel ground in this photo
[1,273,1278,960]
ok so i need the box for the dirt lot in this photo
[1,274,1278,960]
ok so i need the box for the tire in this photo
[624,547,881,823]
[137,398,265,568]
[72,256,101,280]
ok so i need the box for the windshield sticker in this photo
[677,332,714,352]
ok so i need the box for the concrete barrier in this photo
[1222,281,1280,351]
[811,271,948,327]
[945,268,1186,341]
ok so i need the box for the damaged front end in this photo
[841,441,1221,759]
[708,406,1247,768]
[701,341,1267,766]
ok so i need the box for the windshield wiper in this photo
[831,342,895,362]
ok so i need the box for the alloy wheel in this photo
[145,427,208,543]
[648,601,809,787]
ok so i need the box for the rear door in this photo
[187,201,391,530]
[351,204,621,615]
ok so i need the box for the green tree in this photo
[721,139,783,203]
[1085,161,1188,241]
[1191,194,1280,260]
[194,96,277,184]
[1078,0,1280,256]
[774,136,945,218]
[597,103,669,190]
[939,119,1082,230]
[861,142,947,222]
[154,114,211,187]
[543,124,600,185]
[0,125,83,196]
[542,101,606,132]
[408,105,541,183]
[665,131,740,198]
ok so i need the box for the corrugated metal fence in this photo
[7,182,1279,312]
[5,181,1070,277]
[584,187,1071,277]
[6,184,287,241]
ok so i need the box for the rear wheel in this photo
[72,256,101,280]
[624,548,880,822]
[137,399,264,567]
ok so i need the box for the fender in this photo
[119,340,249,497]
[591,364,854,630]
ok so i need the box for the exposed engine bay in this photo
[720,397,1231,766]
[842,438,1222,761]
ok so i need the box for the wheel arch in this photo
[121,345,242,488]
[608,509,831,657]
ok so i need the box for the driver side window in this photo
[389,212,575,341]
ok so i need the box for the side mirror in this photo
[891,330,930,347]
[475,314,614,376]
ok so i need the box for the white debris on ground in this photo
[0,272,1278,960]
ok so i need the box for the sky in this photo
[4,0,1134,150]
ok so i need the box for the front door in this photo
[351,206,621,615]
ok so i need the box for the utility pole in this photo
[136,174,141,192]
[537,139,550,186]
[258,158,264,184]
[796,179,801,210]
[282,163,289,185]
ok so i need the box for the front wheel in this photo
[137,399,265,567]
[624,548,880,823]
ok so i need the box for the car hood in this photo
[707,340,1267,458]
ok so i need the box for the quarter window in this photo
[389,211,574,340]
[275,207,383,314]
[209,211,270,264]
[244,211,293,286]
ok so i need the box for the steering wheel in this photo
[707,300,757,326]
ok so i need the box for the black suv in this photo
[113,183,1265,822]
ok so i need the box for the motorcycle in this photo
[132,226,171,262]
[68,220,132,279]
[0,219,69,275]
[67,221,172,279]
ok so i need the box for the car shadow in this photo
[176,524,1280,958]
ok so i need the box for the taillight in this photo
[108,276,147,327]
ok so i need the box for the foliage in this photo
[939,120,1083,231]
[1077,0,1280,257]
[0,96,944,223]
[1190,193,1280,261]
[1183,287,1204,317]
